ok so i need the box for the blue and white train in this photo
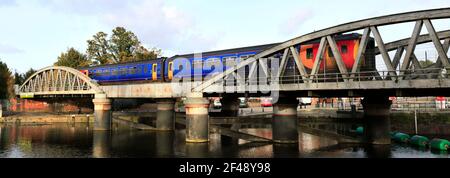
[80,43,280,83]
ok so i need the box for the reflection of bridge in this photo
[16,8,450,145]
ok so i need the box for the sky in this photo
[1,0,450,73]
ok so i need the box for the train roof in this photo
[303,33,368,44]
[169,43,282,59]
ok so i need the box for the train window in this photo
[144,65,149,73]
[120,67,127,75]
[129,67,137,75]
[168,62,173,71]
[341,45,348,54]
[137,65,144,74]
[328,47,334,57]
[103,69,109,76]
[226,58,236,66]
[306,48,313,59]
[207,58,219,66]
[193,60,202,69]
[178,65,183,71]
[111,69,118,76]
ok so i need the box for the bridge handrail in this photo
[205,67,450,87]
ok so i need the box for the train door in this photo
[152,63,158,81]
[168,61,173,80]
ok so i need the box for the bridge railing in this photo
[213,67,450,87]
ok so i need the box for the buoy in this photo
[409,135,429,147]
[356,127,364,135]
[430,139,450,151]
[393,133,410,143]
[390,131,399,138]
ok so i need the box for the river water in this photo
[0,118,449,158]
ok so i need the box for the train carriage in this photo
[78,33,376,84]
[79,58,165,84]
[164,43,281,82]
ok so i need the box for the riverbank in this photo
[0,113,94,123]
[2,109,450,124]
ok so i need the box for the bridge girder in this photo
[18,66,104,98]
[195,8,450,93]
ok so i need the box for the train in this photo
[80,33,375,83]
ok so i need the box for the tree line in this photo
[0,27,161,100]
[54,27,161,68]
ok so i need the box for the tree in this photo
[0,60,14,99]
[14,68,37,86]
[419,59,434,68]
[14,71,24,85]
[134,46,162,61]
[87,27,161,65]
[54,48,90,68]
[87,32,110,65]
[22,68,37,83]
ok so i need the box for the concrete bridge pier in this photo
[220,96,240,117]
[185,92,210,143]
[362,96,392,145]
[93,94,112,131]
[156,99,176,131]
[272,97,299,144]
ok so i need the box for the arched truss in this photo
[18,66,103,97]
[195,8,450,92]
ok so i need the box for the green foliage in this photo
[54,48,90,68]
[419,59,434,68]
[14,71,24,85]
[14,68,37,86]
[0,59,14,99]
[23,68,37,82]
[87,27,161,65]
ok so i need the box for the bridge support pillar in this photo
[362,96,392,145]
[93,94,112,131]
[220,96,240,117]
[273,97,299,144]
[156,99,176,131]
[185,93,210,143]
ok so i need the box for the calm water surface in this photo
[0,119,449,158]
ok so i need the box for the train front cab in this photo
[296,34,376,83]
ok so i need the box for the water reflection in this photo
[156,132,174,157]
[273,143,299,158]
[0,121,449,158]
[185,143,209,158]
[365,145,392,158]
[92,131,111,158]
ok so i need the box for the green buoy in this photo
[409,135,429,147]
[430,139,450,151]
[390,131,399,138]
[356,127,364,135]
[393,133,410,143]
